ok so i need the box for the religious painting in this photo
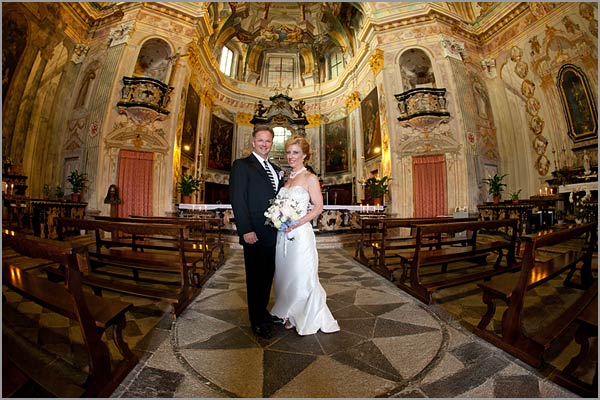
[557,64,597,142]
[207,114,233,172]
[361,87,381,160]
[181,84,200,161]
[324,117,349,174]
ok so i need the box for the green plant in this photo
[482,173,507,197]
[55,185,64,198]
[42,184,51,196]
[67,169,88,194]
[509,189,521,200]
[176,173,201,196]
[365,176,391,198]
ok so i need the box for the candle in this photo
[544,187,548,195]
[539,189,542,196]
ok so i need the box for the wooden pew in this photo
[395,218,520,304]
[52,217,207,318]
[93,215,225,270]
[553,295,597,397]
[353,216,477,270]
[474,222,597,369]
[2,231,137,397]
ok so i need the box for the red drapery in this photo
[412,154,447,218]
[117,150,154,217]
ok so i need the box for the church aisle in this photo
[112,248,575,398]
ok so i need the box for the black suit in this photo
[230,154,282,329]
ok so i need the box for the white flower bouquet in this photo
[264,196,303,241]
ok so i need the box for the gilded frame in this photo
[557,64,597,143]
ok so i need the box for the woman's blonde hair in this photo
[285,135,311,162]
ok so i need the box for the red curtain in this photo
[412,154,447,218]
[117,150,154,217]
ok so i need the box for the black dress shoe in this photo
[252,324,273,339]
[270,315,285,325]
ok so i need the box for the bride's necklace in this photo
[289,167,306,179]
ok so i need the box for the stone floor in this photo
[107,248,585,398]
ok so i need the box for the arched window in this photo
[219,46,234,77]
[329,50,343,80]
[399,48,436,91]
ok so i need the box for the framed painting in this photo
[557,64,597,142]
[181,84,199,160]
[324,117,348,173]
[207,114,233,172]
[361,87,381,160]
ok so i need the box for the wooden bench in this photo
[395,218,520,304]
[474,222,597,369]
[2,231,137,397]
[52,217,207,318]
[553,295,597,397]
[115,215,225,269]
[353,216,477,269]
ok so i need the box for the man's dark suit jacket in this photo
[230,154,282,247]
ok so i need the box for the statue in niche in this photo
[473,78,489,119]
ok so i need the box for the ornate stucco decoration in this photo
[250,93,309,134]
[108,22,135,47]
[480,58,497,79]
[105,125,169,154]
[369,48,384,76]
[236,112,253,126]
[306,114,321,128]
[117,76,173,126]
[71,43,90,64]
[440,35,465,61]
[396,128,460,158]
[345,91,361,112]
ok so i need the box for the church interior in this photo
[2,2,598,398]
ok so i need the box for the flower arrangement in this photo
[264,197,303,241]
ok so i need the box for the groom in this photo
[230,125,284,339]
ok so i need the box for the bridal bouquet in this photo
[264,197,303,241]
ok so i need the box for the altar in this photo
[178,203,385,233]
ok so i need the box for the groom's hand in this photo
[243,232,258,244]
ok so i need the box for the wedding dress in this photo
[271,186,340,335]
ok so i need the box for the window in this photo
[329,50,343,79]
[219,47,234,76]
[267,56,294,88]
[269,126,293,163]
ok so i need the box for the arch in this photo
[134,37,173,82]
[397,48,437,92]
[2,11,29,102]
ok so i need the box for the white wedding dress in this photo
[271,186,340,335]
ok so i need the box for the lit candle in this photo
[544,187,548,195]
[539,189,542,196]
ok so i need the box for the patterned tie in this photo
[263,160,277,192]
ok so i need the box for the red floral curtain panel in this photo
[117,150,154,217]
[412,154,447,218]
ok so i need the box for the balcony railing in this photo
[394,88,449,121]
[117,76,173,115]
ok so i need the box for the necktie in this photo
[263,160,277,192]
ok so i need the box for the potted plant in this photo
[365,176,391,206]
[176,173,201,203]
[67,169,88,202]
[509,189,521,204]
[482,173,507,204]
[55,185,64,201]
[42,184,51,200]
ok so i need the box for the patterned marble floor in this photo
[110,248,580,398]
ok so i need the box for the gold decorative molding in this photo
[369,48,384,76]
[306,114,321,128]
[345,91,361,112]
[200,89,214,109]
[237,112,253,126]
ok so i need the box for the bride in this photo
[270,135,340,335]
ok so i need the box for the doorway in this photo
[412,154,447,217]
[117,150,154,217]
